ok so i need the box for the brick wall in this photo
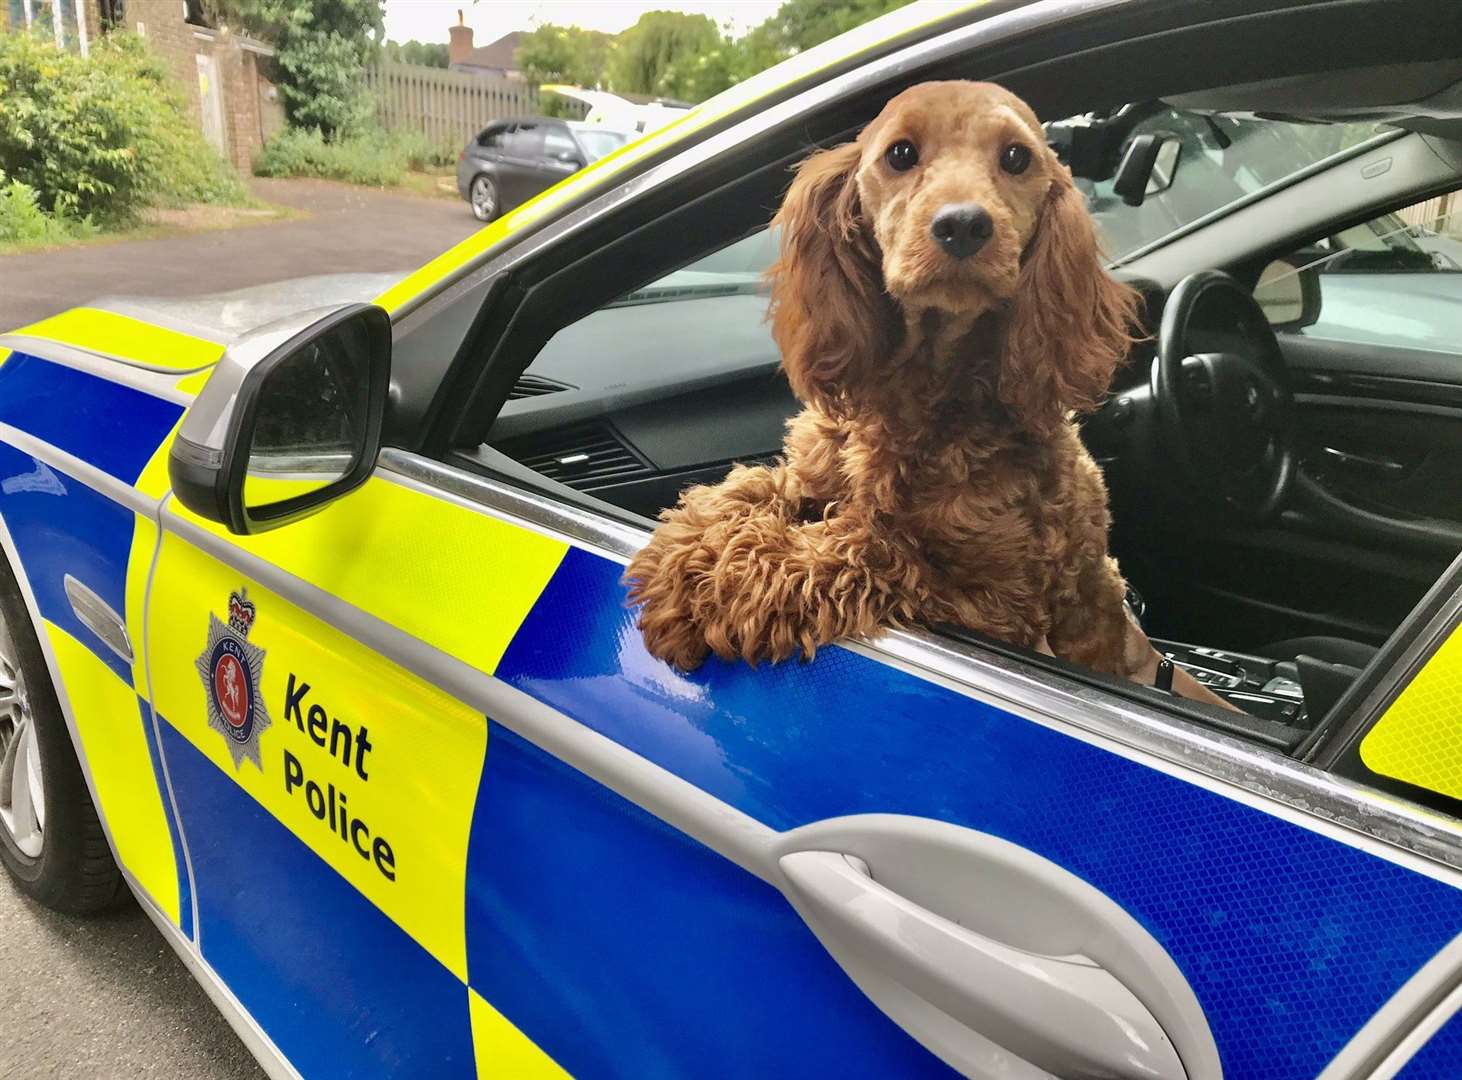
[128,0,206,124]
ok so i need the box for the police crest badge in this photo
[196,588,271,770]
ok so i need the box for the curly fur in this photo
[626,82,1216,699]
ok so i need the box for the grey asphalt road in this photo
[0,179,479,1078]
[0,177,480,329]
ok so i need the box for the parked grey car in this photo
[457,117,632,222]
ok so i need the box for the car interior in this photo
[398,1,1462,758]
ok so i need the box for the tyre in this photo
[0,560,125,913]
[469,174,499,222]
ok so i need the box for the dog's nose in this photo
[930,203,994,259]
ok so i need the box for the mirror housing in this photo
[1253,257,1322,330]
[169,303,391,535]
[1112,133,1181,207]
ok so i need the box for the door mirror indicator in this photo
[169,303,391,534]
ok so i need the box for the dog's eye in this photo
[885,139,919,172]
[1000,143,1032,175]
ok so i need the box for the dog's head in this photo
[770,81,1139,435]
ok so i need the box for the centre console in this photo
[1149,638,1308,725]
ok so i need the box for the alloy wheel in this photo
[0,612,43,859]
[471,176,497,221]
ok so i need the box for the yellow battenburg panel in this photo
[166,475,568,675]
[13,308,224,370]
[1361,624,1462,797]
[373,0,987,315]
[0,347,11,368]
[173,368,215,397]
[45,623,182,925]
[470,989,570,1079]
[148,531,488,980]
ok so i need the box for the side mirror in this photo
[1253,258,1322,330]
[169,303,391,534]
[552,149,585,168]
[1113,134,1180,207]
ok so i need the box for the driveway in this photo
[0,179,478,1078]
[0,178,481,330]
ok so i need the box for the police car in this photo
[2,1,1462,1077]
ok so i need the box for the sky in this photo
[382,2,786,45]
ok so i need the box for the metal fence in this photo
[365,61,569,147]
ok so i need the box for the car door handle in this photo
[1320,445,1405,475]
[774,816,1219,1079]
[781,850,1184,1079]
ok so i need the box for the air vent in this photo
[508,373,574,400]
[497,422,652,489]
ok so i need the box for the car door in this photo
[1167,191,1462,654]
[496,122,547,208]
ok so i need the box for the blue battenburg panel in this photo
[0,439,135,681]
[1398,1007,1462,1078]
[0,354,181,484]
[466,724,956,1080]
[158,720,475,1079]
[136,697,193,940]
[495,546,1462,1080]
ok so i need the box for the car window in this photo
[1259,190,1462,353]
[543,128,579,161]
[574,129,630,161]
[509,123,544,158]
[476,124,512,149]
[1083,108,1383,262]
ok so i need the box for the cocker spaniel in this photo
[626,81,1228,708]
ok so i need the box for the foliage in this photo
[0,31,245,225]
[0,171,99,246]
[511,0,915,105]
[209,0,385,138]
[253,127,455,186]
[381,39,449,68]
[607,11,721,99]
[516,24,611,89]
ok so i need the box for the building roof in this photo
[457,31,523,71]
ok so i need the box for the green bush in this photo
[254,127,456,185]
[0,31,246,224]
[0,171,98,246]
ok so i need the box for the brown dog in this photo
[626,81,1227,707]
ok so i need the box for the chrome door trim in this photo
[63,574,133,665]
[377,448,1462,879]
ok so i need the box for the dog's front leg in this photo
[628,485,915,670]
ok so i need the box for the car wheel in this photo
[470,174,499,222]
[0,560,125,913]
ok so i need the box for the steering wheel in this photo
[1154,269,1295,521]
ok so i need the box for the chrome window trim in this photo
[379,447,1462,879]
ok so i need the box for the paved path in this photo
[0,177,480,330]
[0,178,479,1077]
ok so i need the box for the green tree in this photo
[606,11,721,98]
[516,24,611,88]
[382,39,449,68]
[208,0,384,138]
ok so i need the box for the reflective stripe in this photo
[148,529,489,981]
[469,989,570,1079]
[44,622,184,925]
[1361,624,1462,798]
[0,347,10,368]
[174,368,213,397]
[11,308,224,370]
[165,477,568,676]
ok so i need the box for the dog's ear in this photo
[769,141,890,415]
[999,170,1141,436]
